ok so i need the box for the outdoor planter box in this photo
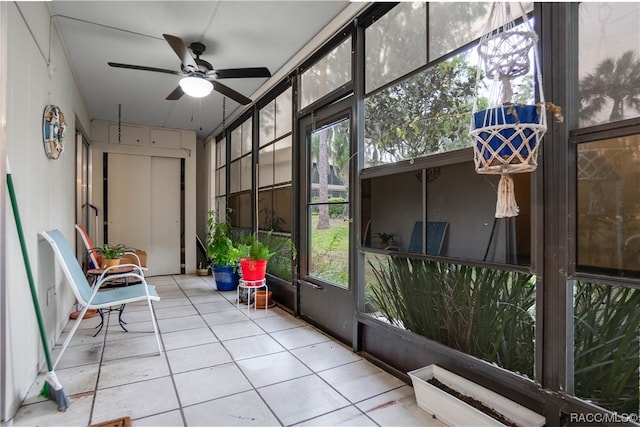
[408,365,545,427]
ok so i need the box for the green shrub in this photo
[573,281,640,414]
[368,255,535,377]
[257,232,296,281]
[328,197,346,218]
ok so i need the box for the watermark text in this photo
[570,412,639,424]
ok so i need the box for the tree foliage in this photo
[365,55,479,165]
[579,50,640,125]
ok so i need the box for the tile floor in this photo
[12,275,443,427]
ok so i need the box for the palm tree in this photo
[579,50,640,124]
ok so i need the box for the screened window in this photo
[363,161,530,266]
[215,138,226,197]
[300,37,352,110]
[273,136,292,184]
[228,192,252,230]
[365,2,427,93]
[229,117,253,195]
[572,280,639,415]
[215,138,227,226]
[429,2,489,62]
[275,88,292,138]
[216,166,226,197]
[258,144,274,187]
[230,127,242,161]
[364,50,477,167]
[573,6,640,417]
[364,3,537,168]
[259,100,275,146]
[308,117,350,288]
[258,187,292,233]
[258,87,293,240]
[578,2,640,127]
[229,159,240,194]
[215,197,226,222]
[429,2,533,62]
[241,119,252,155]
[577,134,640,276]
[216,137,226,169]
[365,252,535,377]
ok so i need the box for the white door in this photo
[150,156,181,275]
[107,154,180,276]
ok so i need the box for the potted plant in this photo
[205,210,241,291]
[374,232,395,249]
[238,234,274,282]
[91,243,130,268]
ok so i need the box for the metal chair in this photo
[75,223,100,270]
[407,221,449,256]
[40,229,162,369]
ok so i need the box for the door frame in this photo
[296,96,356,344]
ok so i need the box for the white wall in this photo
[89,119,197,274]
[2,2,90,420]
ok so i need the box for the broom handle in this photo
[6,159,53,371]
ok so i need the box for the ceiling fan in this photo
[108,34,271,105]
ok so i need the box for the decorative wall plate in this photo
[43,105,66,159]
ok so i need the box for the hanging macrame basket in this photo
[469,2,547,218]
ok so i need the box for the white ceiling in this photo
[48,1,353,140]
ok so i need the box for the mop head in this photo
[40,371,70,411]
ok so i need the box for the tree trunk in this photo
[317,127,330,230]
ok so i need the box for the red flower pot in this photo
[240,258,268,281]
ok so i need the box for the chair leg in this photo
[93,309,106,337]
[146,297,162,355]
[53,305,90,370]
[116,304,128,332]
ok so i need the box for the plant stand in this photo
[408,365,545,427]
[236,279,268,315]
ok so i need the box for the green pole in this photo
[6,160,53,370]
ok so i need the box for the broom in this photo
[6,158,70,411]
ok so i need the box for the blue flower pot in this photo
[473,105,539,161]
[213,265,239,291]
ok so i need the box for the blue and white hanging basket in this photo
[469,2,547,217]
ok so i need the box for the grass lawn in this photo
[309,214,350,286]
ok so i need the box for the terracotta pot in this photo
[254,290,273,309]
[104,258,121,268]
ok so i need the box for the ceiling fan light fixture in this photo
[179,76,213,98]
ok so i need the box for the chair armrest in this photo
[123,251,141,266]
[97,263,146,284]
[96,270,147,289]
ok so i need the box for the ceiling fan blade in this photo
[163,33,197,71]
[108,62,181,76]
[166,86,184,101]
[212,81,252,105]
[214,67,271,79]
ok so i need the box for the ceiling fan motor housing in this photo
[189,41,206,57]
